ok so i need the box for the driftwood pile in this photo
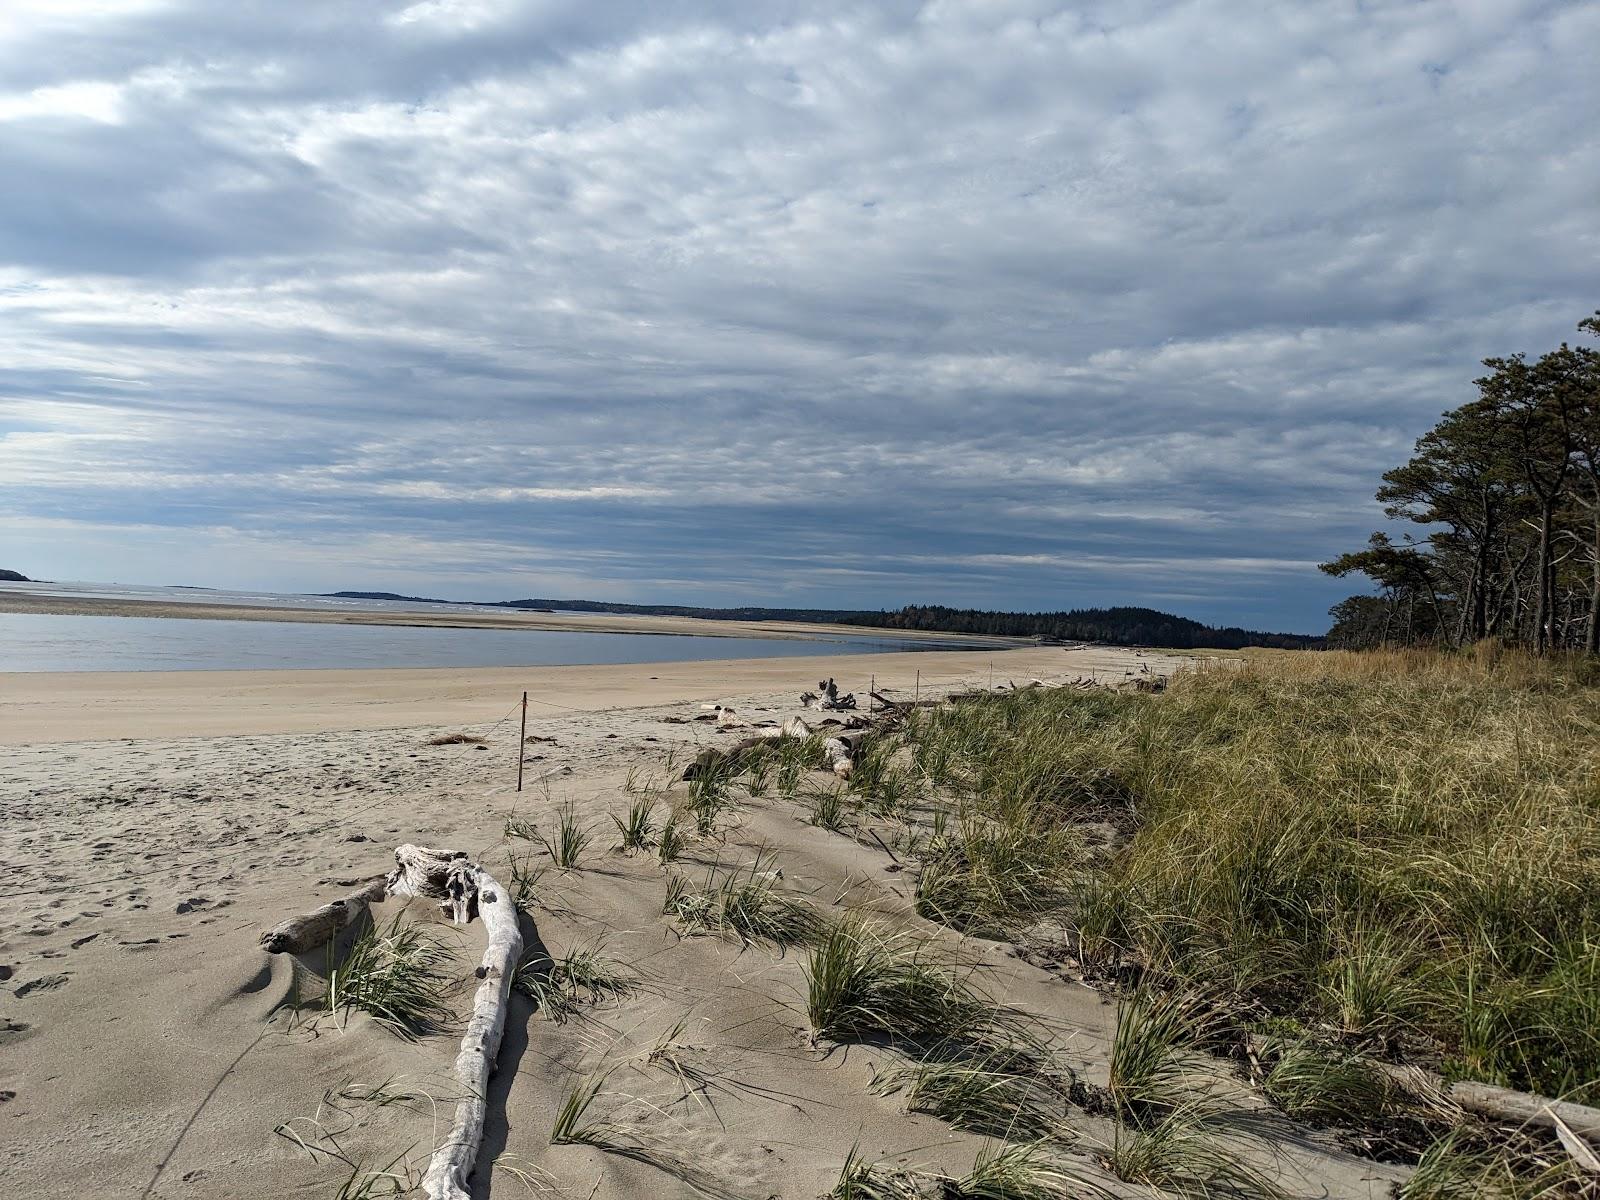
[260,845,522,1200]
[800,677,857,711]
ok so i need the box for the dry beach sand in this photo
[0,646,1408,1199]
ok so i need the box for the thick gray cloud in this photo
[1,0,1596,631]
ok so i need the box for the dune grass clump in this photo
[803,916,1043,1065]
[1101,1104,1287,1200]
[827,1148,928,1200]
[1260,1037,1409,1125]
[1105,988,1220,1123]
[776,734,826,799]
[663,852,824,948]
[507,850,542,909]
[611,796,657,853]
[323,915,454,1040]
[687,760,740,836]
[827,1141,1096,1200]
[914,812,1078,938]
[656,818,687,865]
[846,735,915,816]
[904,650,1600,1101]
[807,783,849,831]
[513,940,636,1020]
[871,1051,1068,1142]
[534,802,592,868]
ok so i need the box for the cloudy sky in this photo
[1,1,1595,632]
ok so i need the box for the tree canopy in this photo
[1322,312,1600,650]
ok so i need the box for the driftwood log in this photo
[388,845,524,1200]
[263,848,525,1200]
[258,876,390,955]
[1248,1034,1600,1145]
[1372,1062,1600,1144]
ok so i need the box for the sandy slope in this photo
[0,647,1406,1199]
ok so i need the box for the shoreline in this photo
[0,588,1018,647]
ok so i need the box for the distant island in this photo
[322,592,1318,650]
[0,568,30,582]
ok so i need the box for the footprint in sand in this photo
[0,1019,33,1046]
[14,974,68,998]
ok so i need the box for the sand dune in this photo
[0,647,1404,1198]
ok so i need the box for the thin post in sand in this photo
[515,690,527,791]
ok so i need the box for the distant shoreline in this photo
[0,588,1021,648]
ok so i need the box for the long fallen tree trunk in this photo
[387,845,524,1200]
[260,846,524,1200]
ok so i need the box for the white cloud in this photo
[0,0,1594,630]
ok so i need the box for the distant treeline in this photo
[324,592,1317,650]
[1322,311,1600,650]
[836,604,1318,649]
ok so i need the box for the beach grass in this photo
[534,801,593,868]
[663,850,824,948]
[611,796,657,853]
[899,649,1600,1103]
[322,914,454,1040]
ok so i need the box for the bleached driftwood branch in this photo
[388,844,525,1200]
[1370,1061,1600,1144]
[1248,1034,1600,1145]
[804,677,857,711]
[259,877,390,954]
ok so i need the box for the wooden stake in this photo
[515,690,527,792]
[869,674,875,712]
[915,669,921,706]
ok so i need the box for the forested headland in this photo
[1323,311,1600,650]
[327,592,1317,650]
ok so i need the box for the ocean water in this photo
[0,584,959,672]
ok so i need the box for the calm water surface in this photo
[0,612,950,673]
